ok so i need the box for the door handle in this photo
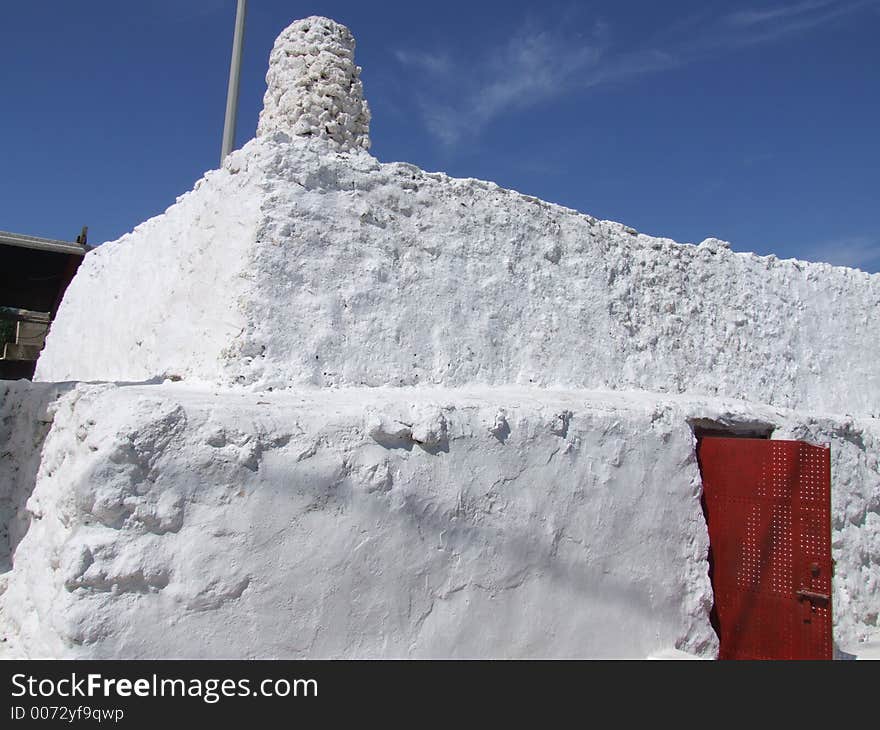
[797,589,830,603]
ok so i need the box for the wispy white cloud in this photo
[397,20,678,145]
[459,29,603,133]
[714,0,878,47]
[396,1,878,145]
[394,50,452,76]
[800,235,880,271]
[403,25,603,145]
[726,0,837,28]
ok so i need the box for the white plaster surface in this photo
[36,133,880,416]
[1,382,877,658]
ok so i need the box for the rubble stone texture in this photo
[256,16,371,150]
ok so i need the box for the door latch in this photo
[796,589,830,603]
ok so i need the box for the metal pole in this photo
[221,0,247,163]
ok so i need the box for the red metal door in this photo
[698,437,833,660]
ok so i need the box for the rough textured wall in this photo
[2,382,878,658]
[34,152,262,386]
[1,383,717,658]
[237,139,880,419]
[37,134,880,416]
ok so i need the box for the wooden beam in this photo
[0,307,51,324]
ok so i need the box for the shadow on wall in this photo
[0,382,75,573]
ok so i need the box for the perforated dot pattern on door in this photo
[768,504,793,596]
[737,504,762,590]
[799,445,827,505]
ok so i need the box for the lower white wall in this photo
[0,382,877,657]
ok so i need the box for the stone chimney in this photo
[257,16,371,150]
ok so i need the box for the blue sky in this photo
[2,0,878,271]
